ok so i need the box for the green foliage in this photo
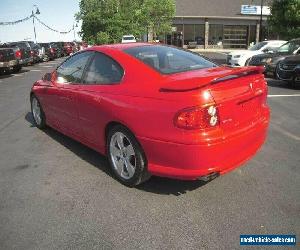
[142,0,175,39]
[268,0,300,40]
[94,31,110,44]
[76,0,175,44]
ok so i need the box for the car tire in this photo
[30,95,46,129]
[287,78,297,89]
[107,125,151,187]
[12,65,22,73]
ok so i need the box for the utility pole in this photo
[259,0,263,41]
[73,22,78,41]
[32,5,40,43]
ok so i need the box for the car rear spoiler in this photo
[159,66,264,93]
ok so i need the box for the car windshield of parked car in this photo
[249,41,268,51]
[123,36,135,41]
[125,45,216,74]
[277,41,300,53]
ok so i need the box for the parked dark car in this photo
[63,42,75,55]
[276,55,300,88]
[7,41,32,66]
[33,44,45,62]
[53,42,66,57]
[39,43,57,61]
[0,47,20,74]
[247,38,300,77]
[50,42,62,58]
[26,41,41,63]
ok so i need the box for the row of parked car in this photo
[0,41,88,75]
[228,38,300,88]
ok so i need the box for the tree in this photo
[76,0,175,44]
[268,0,300,40]
[142,0,175,40]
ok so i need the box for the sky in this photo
[0,0,82,43]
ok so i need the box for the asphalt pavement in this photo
[0,56,299,250]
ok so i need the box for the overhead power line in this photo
[0,14,75,34]
[0,14,34,25]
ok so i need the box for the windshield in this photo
[123,37,135,41]
[277,40,300,53]
[125,45,216,74]
[249,42,268,51]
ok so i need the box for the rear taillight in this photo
[50,48,54,53]
[174,105,219,130]
[15,50,22,59]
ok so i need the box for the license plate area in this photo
[235,96,260,125]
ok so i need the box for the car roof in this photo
[93,42,154,51]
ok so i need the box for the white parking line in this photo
[30,69,42,72]
[40,65,54,68]
[268,94,300,97]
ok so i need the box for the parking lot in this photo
[0,56,299,249]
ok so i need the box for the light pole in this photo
[73,22,78,41]
[32,5,40,43]
[259,0,264,41]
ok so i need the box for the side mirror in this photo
[42,72,52,81]
[262,48,269,53]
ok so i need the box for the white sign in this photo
[241,5,271,15]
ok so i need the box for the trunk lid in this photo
[160,66,267,129]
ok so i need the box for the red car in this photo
[30,43,270,186]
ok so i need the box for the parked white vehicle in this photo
[121,35,136,43]
[228,40,287,66]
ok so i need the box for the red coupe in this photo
[30,43,270,186]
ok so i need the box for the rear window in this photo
[39,43,50,48]
[10,43,28,49]
[124,45,216,74]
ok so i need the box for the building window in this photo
[209,24,223,46]
[183,24,205,45]
[195,25,205,45]
[184,24,194,45]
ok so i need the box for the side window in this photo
[83,52,124,85]
[56,51,93,84]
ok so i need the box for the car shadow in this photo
[267,78,300,90]
[137,177,211,196]
[25,112,213,195]
[0,68,30,80]
[25,112,112,177]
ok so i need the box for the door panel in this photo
[45,51,94,136]
[76,51,125,148]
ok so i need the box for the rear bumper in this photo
[138,112,270,180]
[0,60,18,68]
